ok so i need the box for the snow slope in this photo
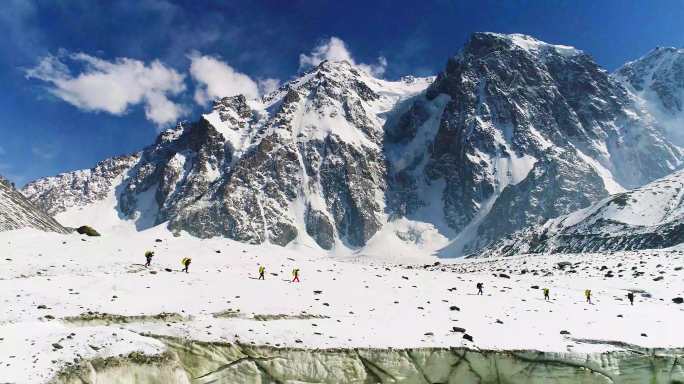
[480,169,684,256]
[1,227,683,382]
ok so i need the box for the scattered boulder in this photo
[449,306,460,311]
[462,334,474,342]
[560,330,570,335]
[557,261,572,269]
[672,297,684,304]
[76,225,100,237]
[452,327,466,333]
[499,273,510,279]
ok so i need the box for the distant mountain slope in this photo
[614,46,684,145]
[23,155,139,215]
[0,175,68,233]
[477,169,684,257]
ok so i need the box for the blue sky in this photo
[1,0,683,186]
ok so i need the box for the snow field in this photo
[1,228,683,383]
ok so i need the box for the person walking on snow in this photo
[181,257,192,273]
[292,268,300,283]
[584,289,592,304]
[144,250,154,268]
[258,265,266,280]
[543,288,550,301]
[476,282,483,295]
[627,292,635,306]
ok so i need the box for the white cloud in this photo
[257,78,281,96]
[188,53,262,106]
[299,37,388,77]
[25,52,187,127]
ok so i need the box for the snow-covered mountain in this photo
[23,61,433,251]
[614,47,684,145]
[388,32,682,255]
[478,169,684,257]
[0,175,68,233]
[21,33,684,256]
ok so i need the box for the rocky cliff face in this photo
[21,34,684,255]
[477,169,684,257]
[388,33,682,255]
[0,175,68,233]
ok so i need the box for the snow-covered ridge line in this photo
[481,32,583,57]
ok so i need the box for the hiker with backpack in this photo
[258,265,266,280]
[144,250,154,268]
[181,257,192,273]
[543,288,550,301]
[584,289,592,304]
[292,268,300,283]
[476,282,483,295]
[627,292,635,305]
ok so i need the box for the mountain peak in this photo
[467,32,583,58]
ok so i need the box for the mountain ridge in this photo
[20,32,684,256]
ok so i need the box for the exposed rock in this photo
[0,175,68,234]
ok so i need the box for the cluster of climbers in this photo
[143,250,302,282]
[144,251,191,273]
[258,264,300,282]
[143,250,638,302]
[475,283,637,305]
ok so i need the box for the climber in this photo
[292,268,300,283]
[181,257,192,273]
[584,289,592,304]
[476,282,483,295]
[543,287,550,301]
[627,292,635,306]
[258,265,266,280]
[144,250,154,268]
